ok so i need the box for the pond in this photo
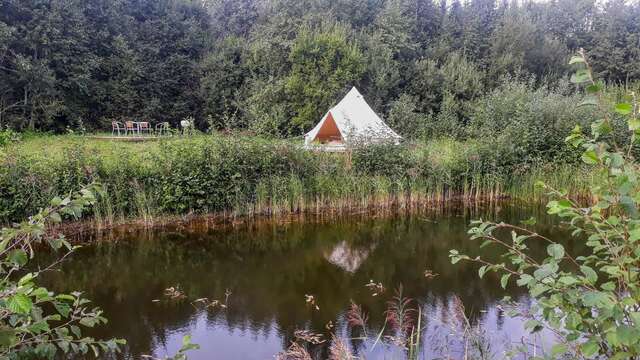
[39,203,582,359]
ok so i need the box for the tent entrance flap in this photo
[313,112,343,143]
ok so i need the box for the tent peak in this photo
[347,86,362,97]
[304,86,402,147]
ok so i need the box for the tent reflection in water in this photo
[304,87,402,151]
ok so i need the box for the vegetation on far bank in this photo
[0,131,593,226]
[0,69,619,225]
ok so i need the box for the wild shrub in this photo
[0,128,20,147]
[151,137,318,213]
[0,150,61,221]
[468,78,598,165]
[352,143,415,179]
[416,139,483,185]
[386,94,432,139]
[451,51,640,358]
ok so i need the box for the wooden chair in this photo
[124,121,138,136]
[139,121,151,136]
[111,121,125,136]
[155,122,170,136]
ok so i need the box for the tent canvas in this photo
[304,87,401,147]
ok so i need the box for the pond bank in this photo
[53,194,515,241]
[3,136,593,231]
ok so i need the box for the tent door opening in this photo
[314,112,343,144]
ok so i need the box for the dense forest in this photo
[0,0,639,137]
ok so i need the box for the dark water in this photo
[39,203,582,359]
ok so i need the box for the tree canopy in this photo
[0,0,638,136]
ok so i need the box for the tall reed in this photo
[0,135,591,226]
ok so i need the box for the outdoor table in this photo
[126,121,151,135]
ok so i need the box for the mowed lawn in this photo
[1,133,305,167]
[5,134,160,163]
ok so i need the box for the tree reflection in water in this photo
[38,203,577,359]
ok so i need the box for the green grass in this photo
[8,134,177,163]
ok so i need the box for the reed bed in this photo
[0,134,590,227]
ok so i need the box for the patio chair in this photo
[125,121,138,136]
[155,122,170,136]
[112,121,125,136]
[139,121,151,136]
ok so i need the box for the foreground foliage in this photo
[0,184,124,358]
[451,51,640,358]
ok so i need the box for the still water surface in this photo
[40,204,582,359]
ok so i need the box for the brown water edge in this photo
[51,193,519,243]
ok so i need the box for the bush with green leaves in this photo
[0,128,20,147]
[0,184,124,358]
[450,50,640,358]
[352,142,416,180]
[467,77,598,166]
[414,138,499,186]
[386,93,432,139]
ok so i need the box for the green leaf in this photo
[534,263,558,280]
[615,103,633,115]
[0,329,17,347]
[581,338,599,357]
[629,312,640,327]
[50,196,63,206]
[49,212,62,223]
[580,266,598,284]
[551,343,567,356]
[585,83,602,94]
[478,265,488,279]
[547,244,565,260]
[79,317,97,328]
[601,281,616,291]
[517,274,533,286]
[58,340,70,353]
[7,294,33,314]
[182,335,192,347]
[500,273,511,289]
[570,69,590,84]
[18,273,34,286]
[569,55,585,65]
[559,276,579,286]
[27,321,49,333]
[583,291,611,308]
[610,353,632,360]
[54,301,71,317]
[479,240,492,249]
[8,249,27,267]
[581,150,598,165]
[616,325,637,346]
[524,319,543,332]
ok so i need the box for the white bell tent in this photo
[304,87,401,149]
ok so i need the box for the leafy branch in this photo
[451,49,640,359]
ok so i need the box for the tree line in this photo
[0,0,638,136]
